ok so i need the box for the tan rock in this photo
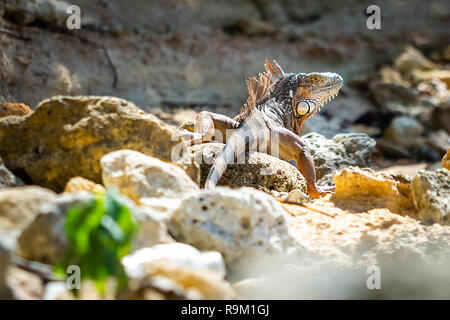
[394,45,436,74]
[63,176,105,194]
[411,69,450,87]
[0,186,56,233]
[169,187,298,265]
[184,143,307,194]
[443,148,450,170]
[332,167,416,216]
[101,149,199,204]
[0,96,179,191]
[0,103,32,117]
[411,169,450,225]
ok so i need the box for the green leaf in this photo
[54,190,139,297]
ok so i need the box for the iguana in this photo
[180,60,343,198]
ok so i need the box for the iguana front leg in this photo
[271,127,335,199]
[181,111,240,146]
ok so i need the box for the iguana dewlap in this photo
[180,60,343,199]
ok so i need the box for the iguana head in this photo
[264,60,343,133]
[294,72,343,117]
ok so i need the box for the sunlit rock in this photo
[411,169,450,225]
[63,176,105,194]
[332,167,416,216]
[101,149,199,204]
[0,96,178,191]
[168,187,299,265]
[121,243,233,300]
[185,143,307,194]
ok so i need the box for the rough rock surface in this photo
[183,143,308,194]
[302,133,376,186]
[0,186,56,234]
[0,96,179,191]
[101,149,199,204]
[0,157,24,188]
[63,176,105,194]
[332,167,416,216]
[284,198,450,268]
[169,187,298,265]
[411,169,450,225]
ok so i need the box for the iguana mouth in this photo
[316,80,343,112]
[315,90,340,113]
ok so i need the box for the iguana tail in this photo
[204,124,248,190]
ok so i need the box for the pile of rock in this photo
[368,46,450,161]
[0,96,448,300]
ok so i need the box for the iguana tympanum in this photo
[180,60,343,198]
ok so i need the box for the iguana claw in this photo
[308,184,335,199]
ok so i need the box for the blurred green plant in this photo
[54,190,138,296]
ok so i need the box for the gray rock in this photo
[168,187,299,266]
[411,169,450,225]
[383,116,424,149]
[183,143,307,194]
[302,133,376,186]
[0,158,24,188]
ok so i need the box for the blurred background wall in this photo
[0,0,449,163]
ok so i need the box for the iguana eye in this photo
[296,102,309,116]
